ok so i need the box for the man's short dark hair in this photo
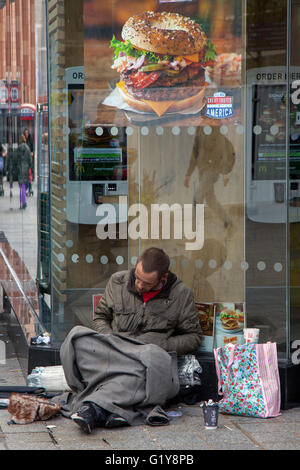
[137,247,170,279]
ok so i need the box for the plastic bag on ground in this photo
[27,365,71,392]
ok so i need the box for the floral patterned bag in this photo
[214,342,281,418]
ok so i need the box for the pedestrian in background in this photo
[23,128,34,155]
[23,128,34,186]
[17,134,32,209]
[5,144,18,199]
[0,142,5,196]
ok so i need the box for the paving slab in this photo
[2,388,300,451]
[2,402,300,451]
[0,410,49,433]
[5,432,56,451]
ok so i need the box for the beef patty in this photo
[122,66,206,101]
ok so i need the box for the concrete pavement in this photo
[1,385,300,451]
[0,314,300,452]
[3,405,300,451]
[0,177,38,282]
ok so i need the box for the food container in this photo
[201,400,219,430]
[243,328,260,344]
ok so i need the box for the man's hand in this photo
[223,174,230,187]
[184,175,190,188]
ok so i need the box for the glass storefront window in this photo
[46,0,296,364]
[0,0,42,344]
[289,0,300,363]
[245,0,288,357]
[47,0,245,345]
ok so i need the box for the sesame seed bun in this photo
[121,11,207,56]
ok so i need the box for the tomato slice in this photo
[201,60,216,67]
[130,71,161,90]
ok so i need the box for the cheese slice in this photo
[141,99,174,117]
[116,80,127,91]
[181,53,199,63]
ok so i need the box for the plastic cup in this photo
[202,403,219,430]
[243,328,260,344]
[274,182,285,203]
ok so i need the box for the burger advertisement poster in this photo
[196,302,215,352]
[108,10,215,120]
[84,1,242,125]
[196,302,246,352]
[215,302,245,349]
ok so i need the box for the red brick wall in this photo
[0,0,36,105]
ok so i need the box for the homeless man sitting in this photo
[59,247,202,434]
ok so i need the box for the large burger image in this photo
[219,309,239,330]
[110,11,216,116]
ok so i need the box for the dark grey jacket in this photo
[93,270,202,356]
[16,143,32,184]
[5,147,18,184]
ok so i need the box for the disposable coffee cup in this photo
[202,403,219,430]
[243,328,260,344]
[274,182,284,203]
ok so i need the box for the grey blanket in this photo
[57,326,180,426]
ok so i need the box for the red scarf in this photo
[141,281,165,303]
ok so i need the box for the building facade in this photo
[0,0,36,104]
[1,0,300,408]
